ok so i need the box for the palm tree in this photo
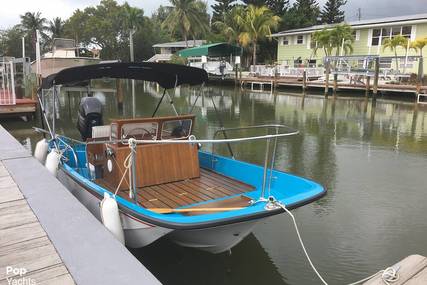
[162,0,209,47]
[20,12,47,57]
[329,24,354,56]
[312,29,333,57]
[383,35,408,71]
[124,3,144,32]
[410,38,427,82]
[49,17,64,39]
[235,5,280,65]
[212,6,244,44]
[410,38,427,57]
[123,3,144,61]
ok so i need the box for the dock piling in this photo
[333,73,338,99]
[373,57,380,100]
[324,61,330,98]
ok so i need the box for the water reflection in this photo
[2,82,427,285]
[131,234,287,285]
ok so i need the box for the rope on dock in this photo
[273,199,400,285]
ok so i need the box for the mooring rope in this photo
[273,199,400,285]
[114,140,136,198]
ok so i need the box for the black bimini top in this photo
[41,62,208,89]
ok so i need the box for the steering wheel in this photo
[123,127,153,140]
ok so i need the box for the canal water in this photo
[3,82,427,285]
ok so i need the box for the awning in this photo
[41,62,208,89]
[178,43,243,58]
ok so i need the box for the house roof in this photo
[271,13,427,37]
[152,40,206,48]
[177,43,243,57]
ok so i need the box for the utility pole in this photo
[357,8,362,21]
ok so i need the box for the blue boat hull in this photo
[58,144,326,252]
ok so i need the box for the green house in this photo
[271,13,427,72]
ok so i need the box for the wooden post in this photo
[324,61,330,98]
[373,57,380,101]
[235,64,238,85]
[333,73,338,99]
[365,76,370,97]
[302,69,307,94]
[116,78,124,113]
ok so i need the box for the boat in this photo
[32,38,100,78]
[36,62,326,253]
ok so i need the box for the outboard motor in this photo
[77,97,103,141]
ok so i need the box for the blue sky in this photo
[1,0,427,29]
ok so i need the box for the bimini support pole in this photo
[210,93,234,158]
[151,88,167,117]
[188,82,205,114]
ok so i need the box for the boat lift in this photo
[0,57,16,105]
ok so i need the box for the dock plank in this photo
[0,185,23,204]
[25,264,74,285]
[0,222,46,247]
[0,161,75,285]
[0,199,37,230]
[406,267,427,285]
[364,255,427,285]
[0,237,63,281]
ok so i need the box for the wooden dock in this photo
[363,255,427,284]
[0,125,161,285]
[239,76,427,95]
[0,161,75,284]
[0,98,37,121]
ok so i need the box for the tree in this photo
[123,3,144,61]
[19,12,48,58]
[0,25,29,58]
[311,24,354,57]
[282,0,319,30]
[162,0,209,47]
[410,38,427,82]
[124,3,144,32]
[48,18,64,40]
[266,0,289,16]
[312,29,333,57]
[235,5,280,65]
[319,0,346,24]
[383,35,408,71]
[212,6,244,44]
[211,0,236,23]
[242,0,265,6]
[329,24,353,56]
[410,38,427,57]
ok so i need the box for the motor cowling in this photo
[77,97,103,141]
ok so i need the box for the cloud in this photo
[2,0,427,29]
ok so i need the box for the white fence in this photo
[0,59,16,105]
[250,65,324,78]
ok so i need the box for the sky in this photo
[1,0,427,29]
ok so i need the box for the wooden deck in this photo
[0,98,37,120]
[99,168,255,210]
[239,76,427,94]
[363,255,427,284]
[0,161,75,285]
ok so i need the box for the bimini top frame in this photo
[41,62,209,90]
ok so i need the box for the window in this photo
[297,35,304,44]
[121,122,158,140]
[282,36,289,45]
[161,119,192,140]
[352,30,360,41]
[371,26,412,46]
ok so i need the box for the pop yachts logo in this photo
[5,266,36,285]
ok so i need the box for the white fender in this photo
[100,192,125,245]
[34,139,48,164]
[45,150,61,176]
